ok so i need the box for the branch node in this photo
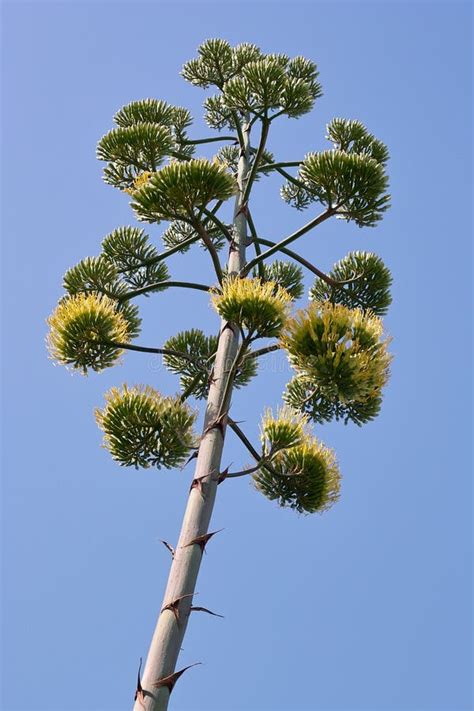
[204,412,228,438]
[190,474,207,497]
[161,593,195,626]
[235,202,249,218]
[229,239,239,254]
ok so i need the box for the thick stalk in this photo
[134,120,251,711]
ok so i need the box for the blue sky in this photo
[1,2,472,710]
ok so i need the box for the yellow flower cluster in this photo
[211,277,292,337]
[123,171,153,195]
[255,425,341,514]
[260,405,309,454]
[255,404,341,514]
[282,437,341,510]
[47,292,130,373]
[281,301,391,403]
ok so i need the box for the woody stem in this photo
[133,116,252,711]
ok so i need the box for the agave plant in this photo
[47,38,393,711]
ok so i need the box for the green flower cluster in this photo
[310,251,392,316]
[181,39,322,126]
[95,385,197,469]
[97,98,194,190]
[163,328,257,400]
[131,158,236,223]
[255,407,340,514]
[281,118,390,226]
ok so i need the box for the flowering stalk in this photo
[134,118,252,711]
[48,41,393,711]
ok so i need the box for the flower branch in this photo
[242,207,336,275]
[119,280,211,301]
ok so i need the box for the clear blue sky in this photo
[1,2,472,710]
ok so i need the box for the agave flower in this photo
[97,123,174,192]
[282,149,390,227]
[123,170,154,195]
[48,39,396,704]
[95,385,197,469]
[309,251,392,316]
[131,158,236,223]
[281,301,391,404]
[260,405,308,455]
[47,292,132,373]
[255,433,340,514]
[211,277,292,338]
[284,375,384,426]
[163,328,257,400]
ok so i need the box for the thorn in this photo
[161,593,195,626]
[190,474,207,497]
[181,449,199,469]
[207,366,217,387]
[204,412,228,438]
[152,662,202,694]
[182,528,224,554]
[215,465,230,485]
[191,606,224,618]
[215,412,228,436]
[134,657,148,709]
[160,540,175,558]
[227,416,245,426]
[135,656,142,695]
[235,202,249,218]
